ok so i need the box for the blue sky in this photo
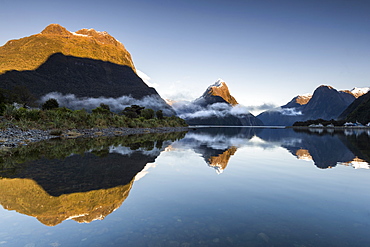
[1,0,370,113]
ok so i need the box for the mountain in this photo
[195,79,238,106]
[283,93,312,108]
[0,24,174,114]
[0,53,158,99]
[257,85,356,126]
[177,79,263,126]
[302,85,355,119]
[0,24,135,74]
[338,91,370,124]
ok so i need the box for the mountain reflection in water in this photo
[0,132,186,226]
[175,127,370,171]
[0,127,369,227]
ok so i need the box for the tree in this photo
[156,110,164,120]
[42,98,59,110]
[122,105,145,118]
[99,103,110,111]
[10,86,37,107]
[92,105,111,114]
[141,108,155,119]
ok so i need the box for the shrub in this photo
[3,104,17,119]
[92,106,111,115]
[156,110,164,120]
[123,110,138,119]
[0,103,6,115]
[42,98,59,110]
[141,108,155,119]
[122,105,144,118]
[24,109,40,121]
[99,103,110,111]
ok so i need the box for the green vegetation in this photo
[345,96,370,124]
[41,98,59,110]
[0,102,187,130]
[293,119,346,127]
[0,86,37,108]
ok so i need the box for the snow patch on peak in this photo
[210,79,225,88]
[71,32,89,37]
[350,87,370,98]
[300,93,312,97]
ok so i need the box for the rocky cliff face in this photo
[0,24,135,74]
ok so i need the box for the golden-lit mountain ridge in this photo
[202,79,238,106]
[0,24,135,74]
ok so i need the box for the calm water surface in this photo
[0,128,369,247]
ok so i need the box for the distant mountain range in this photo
[174,79,263,126]
[0,24,369,125]
[257,85,370,126]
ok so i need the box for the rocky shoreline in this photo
[0,126,189,148]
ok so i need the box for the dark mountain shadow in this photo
[0,53,157,99]
[0,52,175,115]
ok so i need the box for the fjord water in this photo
[0,128,369,247]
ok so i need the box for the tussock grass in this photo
[0,105,188,131]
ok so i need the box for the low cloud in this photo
[279,107,303,116]
[244,103,278,112]
[40,92,174,115]
[172,102,251,119]
[136,69,159,88]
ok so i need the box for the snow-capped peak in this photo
[350,87,370,98]
[211,78,225,88]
